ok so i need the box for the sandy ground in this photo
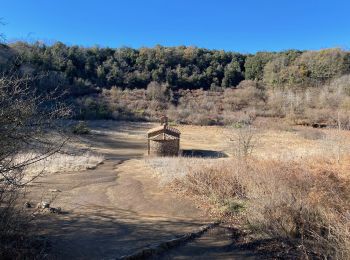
[28,121,212,259]
[26,121,350,259]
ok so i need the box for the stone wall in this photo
[149,139,179,156]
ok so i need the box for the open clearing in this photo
[26,121,350,259]
[28,121,212,259]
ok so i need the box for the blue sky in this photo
[1,0,349,53]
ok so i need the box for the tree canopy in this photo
[1,42,349,95]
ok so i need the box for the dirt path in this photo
[157,226,256,260]
[28,122,211,259]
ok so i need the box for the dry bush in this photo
[330,74,350,96]
[222,110,256,125]
[146,81,172,103]
[91,74,350,128]
[102,85,173,121]
[72,121,90,135]
[164,157,350,258]
[108,86,123,99]
[148,99,167,112]
[166,106,189,124]
[0,76,70,257]
[265,76,350,128]
[265,90,287,117]
[242,159,350,259]
[186,112,221,126]
[169,90,223,125]
[223,80,266,112]
[229,124,259,157]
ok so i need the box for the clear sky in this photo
[1,0,349,53]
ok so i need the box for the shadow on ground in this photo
[156,226,256,260]
[37,210,205,259]
[181,149,228,158]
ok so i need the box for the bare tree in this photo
[229,124,258,158]
[0,75,70,257]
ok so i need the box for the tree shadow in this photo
[35,208,207,259]
[181,149,228,158]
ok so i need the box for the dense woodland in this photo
[1,42,350,127]
[1,42,350,91]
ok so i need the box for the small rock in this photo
[49,207,62,214]
[37,201,50,209]
[87,165,97,170]
[24,202,32,208]
[48,189,61,193]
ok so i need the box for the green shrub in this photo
[72,121,90,135]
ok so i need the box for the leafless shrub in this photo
[266,90,287,117]
[170,157,350,258]
[108,86,123,99]
[223,80,266,112]
[328,74,350,97]
[86,74,350,128]
[242,159,350,259]
[0,76,70,257]
[229,124,259,157]
[146,81,172,103]
[222,110,256,125]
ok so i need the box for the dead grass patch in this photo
[149,156,350,258]
[146,157,219,185]
[15,152,104,179]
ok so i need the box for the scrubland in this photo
[147,125,350,259]
[2,117,349,259]
[92,77,350,131]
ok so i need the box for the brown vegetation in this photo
[167,157,350,259]
[0,76,69,258]
[78,77,350,130]
[147,125,350,259]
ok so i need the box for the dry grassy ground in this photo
[24,120,350,259]
[147,123,350,258]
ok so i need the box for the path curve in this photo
[30,122,210,259]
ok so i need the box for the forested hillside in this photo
[1,42,350,127]
[1,42,350,92]
[1,42,246,92]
